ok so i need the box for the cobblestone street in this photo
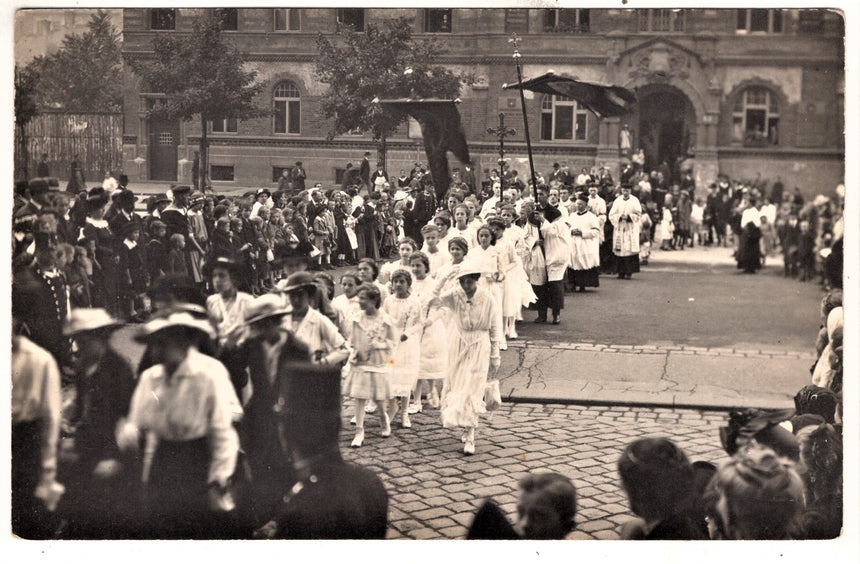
[338,402,730,540]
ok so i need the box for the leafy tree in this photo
[15,63,40,178]
[129,13,265,189]
[315,16,469,168]
[30,10,123,112]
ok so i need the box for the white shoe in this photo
[407,402,422,414]
[509,330,518,339]
[428,388,440,409]
[351,428,365,447]
[365,401,378,414]
[380,413,391,437]
[461,430,469,443]
[402,415,412,429]
[463,440,475,455]
[349,415,356,425]
[500,343,508,351]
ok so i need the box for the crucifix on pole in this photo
[487,112,517,195]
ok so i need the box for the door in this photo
[148,103,179,181]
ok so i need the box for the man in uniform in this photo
[254,363,388,539]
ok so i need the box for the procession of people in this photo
[10,150,844,540]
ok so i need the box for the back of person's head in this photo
[794,385,838,424]
[516,473,577,539]
[709,443,804,539]
[618,438,694,522]
[796,423,842,502]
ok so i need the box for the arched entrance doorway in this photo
[634,84,696,184]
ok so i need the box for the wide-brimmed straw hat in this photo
[244,294,290,325]
[275,271,318,294]
[134,311,215,342]
[63,308,123,336]
[456,257,488,278]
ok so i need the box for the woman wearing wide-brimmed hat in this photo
[116,312,241,538]
[81,186,120,316]
[435,258,502,456]
[60,309,139,538]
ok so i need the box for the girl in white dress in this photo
[500,205,530,324]
[488,218,536,339]
[409,251,449,414]
[381,269,422,429]
[343,284,395,447]
[378,237,418,285]
[422,221,452,273]
[468,225,507,351]
[448,204,478,249]
[436,262,502,455]
[331,271,361,338]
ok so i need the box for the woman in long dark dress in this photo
[117,312,241,539]
[736,199,764,273]
[81,187,119,316]
[66,155,87,194]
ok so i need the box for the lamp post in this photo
[487,112,517,195]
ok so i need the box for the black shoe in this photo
[617,273,625,279]
[534,316,547,324]
[551,317,560,325]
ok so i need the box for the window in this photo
[210,165,235,182]
[273,81,301,135]
[797,10,825,34]
[638,9,686,32]
[543,9,590,33]
[540,95,587,141]
[272,166,293,182]
[336,9,365,32]
[424,9,452,33]
[150,9,176,30]
[732,87,780,146]
[736,9,783,33]
[214,8,238,31]
[273,8,300,31]
[211,118,238,134]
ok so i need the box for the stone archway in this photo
[632,83,696,184]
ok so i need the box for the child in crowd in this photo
[146,220,168,283]
[420,223,451,275]
[67,245,93,308]
[331,271,361,337]
[378,237,417,285]
[382,269,422,429]
[165,234,188,276]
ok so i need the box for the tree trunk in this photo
[379,135,387,174]
[199,113,208,190]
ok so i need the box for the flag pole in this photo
[510,34,539,201]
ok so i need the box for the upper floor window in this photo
[424,9,452,33]
[337,9,365,32]
[273,81,300,135]
[544,9,590,33]
[540,95,587,141]
[638,9,685,33]
[214,8,238,31]
[150,9,176,31]
[211,118,238,134]
[273,8,300,32]
[736,9,783,34]
[732,87,780,146]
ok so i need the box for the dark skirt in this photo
[532,280,565,312]
[146,437,215,539]
[12,419,52,538]
[737,224,763,272]
[569,267,600,288]
[616,255,641,276]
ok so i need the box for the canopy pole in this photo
[510,33,539,201]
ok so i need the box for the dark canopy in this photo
[504,72,636,118]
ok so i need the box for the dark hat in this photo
[155,192,172,204]
[33,230,58,252]
[276,362,342,416]
[575,192,590,202]
[28,178,49,193]
[275,271,317,294]
[204,255,242,277]
[364,151,372,156]
[46,177,60,189]
[719,407,798,460]
[119,220,142,238]
[15,180,29,196]
[86,187,109,210]
[118,174,129,186]
[295,161,302,166]
[172,185,192,195]
[114,189,139,204]
[543,205,562,223]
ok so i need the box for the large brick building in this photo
[120,7,845,195]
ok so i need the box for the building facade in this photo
[120,7,845,196]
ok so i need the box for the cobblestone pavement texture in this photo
[337,401,730,540]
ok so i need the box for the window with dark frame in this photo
[540,95,587,141]
[736,9,783,33]
[274,8,300,31]
[543,9,590,33]
[424,9,452,33]
[336,8,365,32]
[210,165,235,181]
[273,81,301,135]
[211,118,238,134]
[150,9,176,30]
[214,8,238,31]
[638,9,685,32]
[732,87,780,146]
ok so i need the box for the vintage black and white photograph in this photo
[6,1,857,556]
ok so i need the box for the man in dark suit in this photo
[461,161,477,194]
[254,363,388,539]
[359,151,372,192]
[405,180,437,246]
[290,161,306,192]
[36,153,50,178]
[108,189,141,247]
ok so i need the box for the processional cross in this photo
[487,112,517,192]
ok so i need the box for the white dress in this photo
[495,233,536,316]
[343,312,395,401]
[438,286,501,429]
[411,276,447,380]
[568,211,601,270]
[381,294,422,396]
